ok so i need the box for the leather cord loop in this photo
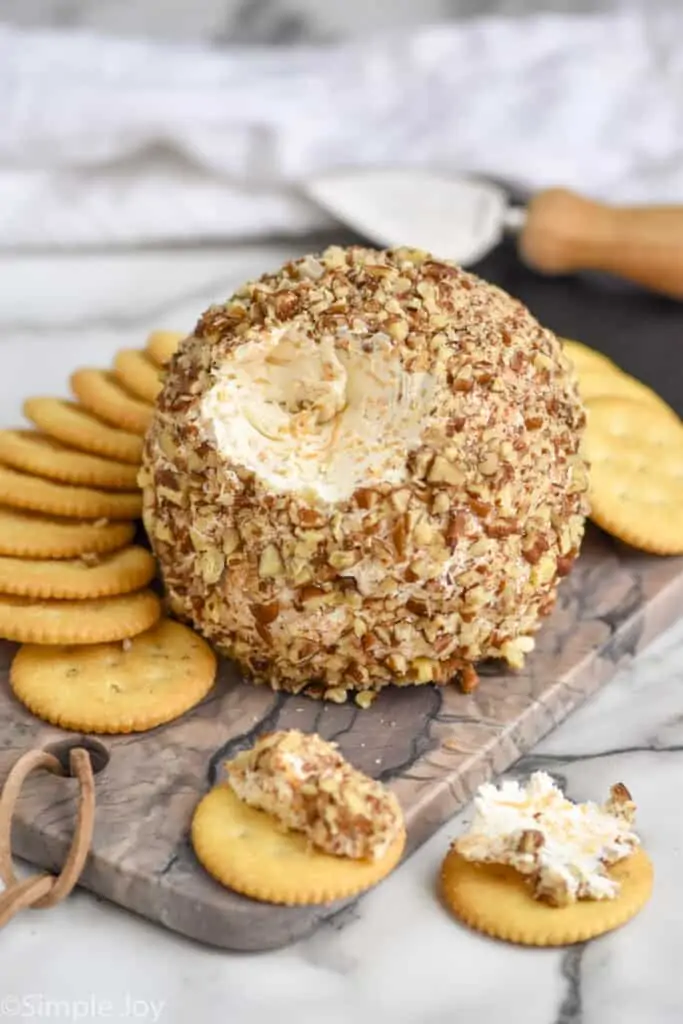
[0,747,95,926]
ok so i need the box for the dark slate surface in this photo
[474,238,683,417]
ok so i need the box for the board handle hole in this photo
[45,738,110,777]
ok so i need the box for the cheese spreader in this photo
[303,168,683,300]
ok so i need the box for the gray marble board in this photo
[1,526,682,951]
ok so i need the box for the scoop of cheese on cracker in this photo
[226,729,403,861]
[455,771,639,905]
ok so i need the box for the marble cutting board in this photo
[1,526,682,951]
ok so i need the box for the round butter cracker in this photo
[560,338,618,375]
[70,369,153,436]
[0,509,135,560]
[0,465,141,520]
[145,330,184,367]
[10,619,215,734]
[585,397,683,554]
[579,368,679,423]
[0,589,161,645]
[440,847,653,946]
[0,546,155,599]
[23,398,143,465]
[192,783,406,906]
[113,349,163,404]
[0,430,139,490]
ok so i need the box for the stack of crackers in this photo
[0,330,219,735]
[0,330,182,647]
[563,338,683,556]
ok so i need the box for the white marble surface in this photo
[1,245,683,1023]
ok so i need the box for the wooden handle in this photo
[518,188,683,299]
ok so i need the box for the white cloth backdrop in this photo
[1,11,682,247]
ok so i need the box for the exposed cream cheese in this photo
[201,328,434,503]
[456,771,640,903]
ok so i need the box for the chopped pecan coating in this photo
[142,246,588,697]
[226,729,403,860]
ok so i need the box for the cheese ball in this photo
[140,246,588,701]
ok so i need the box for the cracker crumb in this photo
[79,552,102,568]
